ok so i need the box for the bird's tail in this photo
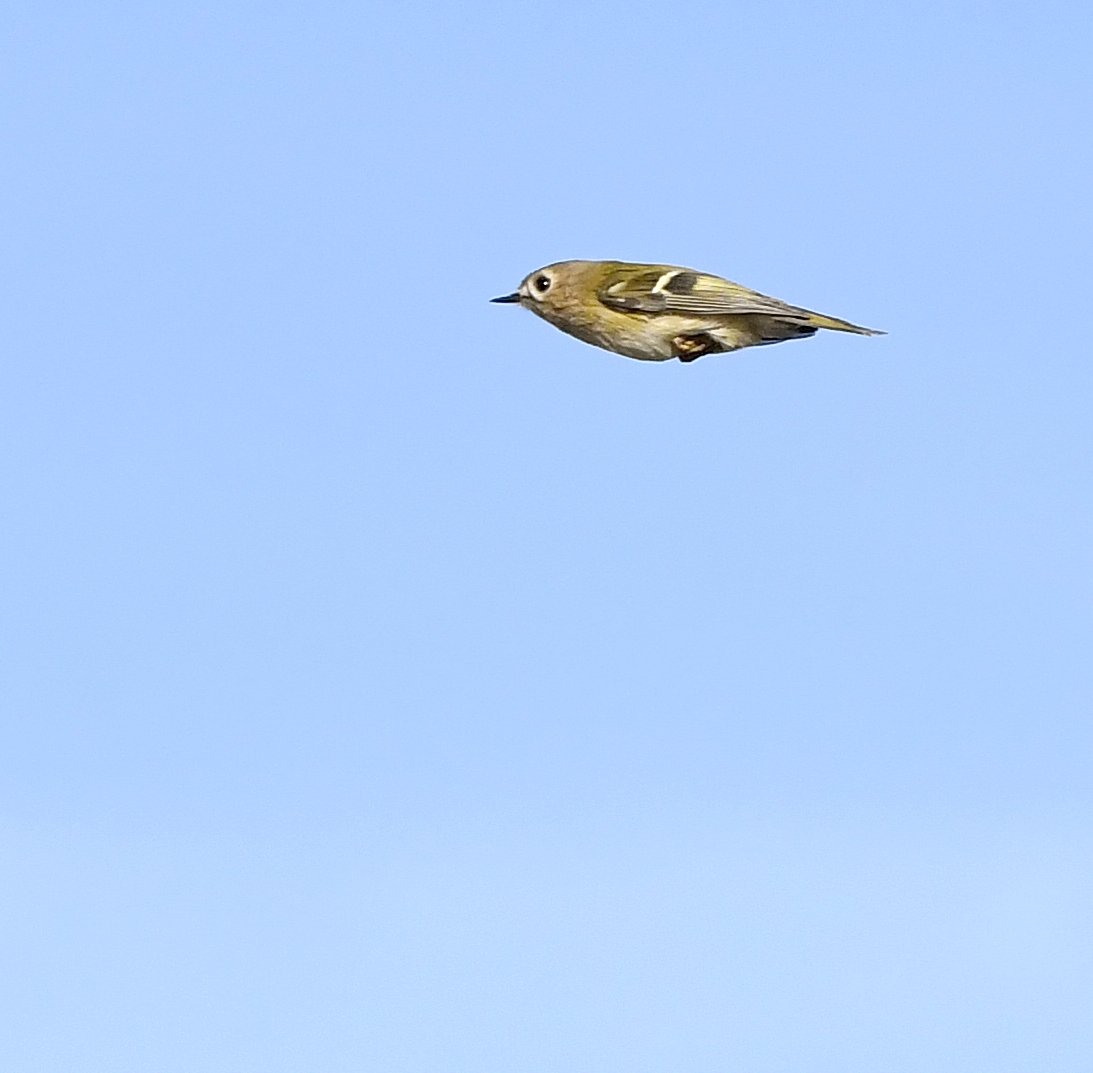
[803,310,885,336]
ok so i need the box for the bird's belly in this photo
[605,315,756,361]
[573,313,692,361]
[569,318,676,361]
[542,307,752,362]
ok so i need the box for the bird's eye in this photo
[533,274,551,293]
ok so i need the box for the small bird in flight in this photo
[492,260,883,363]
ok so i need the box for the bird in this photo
[491,260,883,363]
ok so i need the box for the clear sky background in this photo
[2,3,1092,1070]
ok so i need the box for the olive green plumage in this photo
[492,260,883,363]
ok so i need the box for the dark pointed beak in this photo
[490,292,521,304]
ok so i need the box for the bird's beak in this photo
[490,292,521,304]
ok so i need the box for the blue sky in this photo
[2,2,1092,1070]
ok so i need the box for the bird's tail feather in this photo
[803,310,885,336]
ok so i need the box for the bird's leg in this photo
[672,333,722,363]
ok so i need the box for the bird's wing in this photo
[597,266,812,321]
